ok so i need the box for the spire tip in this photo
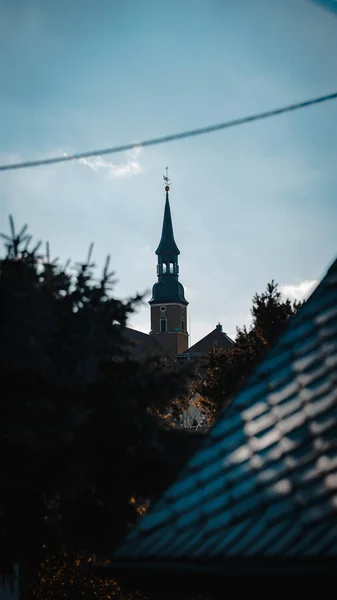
[163,166,170,191]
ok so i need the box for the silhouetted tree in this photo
[201,281,302,411]
[0,217,201,592]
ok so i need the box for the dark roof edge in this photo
[92,557,337,582]
[177,329,234,357]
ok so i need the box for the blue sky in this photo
[0,0,336,343]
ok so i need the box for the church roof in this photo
[107,256,337,579]
[149,280,188,306]
[177,324,233,358]
[155,191,180,256]
[120,327,171,361]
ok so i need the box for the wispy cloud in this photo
[280,280,318,302]
[68,146,142,178]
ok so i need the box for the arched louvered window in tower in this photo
[160,316,167,333]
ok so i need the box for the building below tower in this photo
[176,323,233,364]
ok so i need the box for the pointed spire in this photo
[155,188,180,256]
[149,172,188,306]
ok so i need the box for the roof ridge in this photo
[178,326,233,356]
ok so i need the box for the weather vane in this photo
[163,166,170,190]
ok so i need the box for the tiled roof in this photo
[120,327,170,361]
[177,327,233,359]
[111,257,337,576]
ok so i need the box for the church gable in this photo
[177,323,233,360]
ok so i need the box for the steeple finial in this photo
[163,166,170,191]
[155,173,180,256]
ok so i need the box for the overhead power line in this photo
[1,91,337,173]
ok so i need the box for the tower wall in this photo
[151,303,188,357]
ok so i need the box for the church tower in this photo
[149,173,189,358]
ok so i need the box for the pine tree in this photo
[201,281,302,412]
[0,217,201,588]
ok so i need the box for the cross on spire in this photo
[163,166,170,187]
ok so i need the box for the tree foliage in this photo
[0,217,201,587]
[201,281,302,411]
